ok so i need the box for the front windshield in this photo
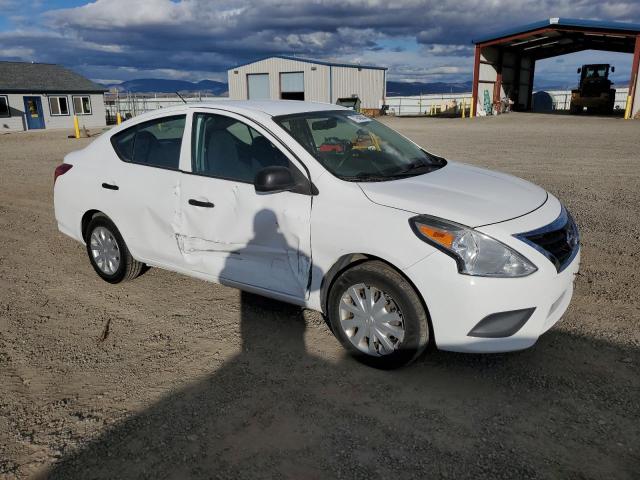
[274,110,446,181]
[585,66,607,78]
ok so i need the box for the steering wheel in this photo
[334,147,357,172]
[333,147,387,175]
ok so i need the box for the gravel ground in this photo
[1,113,639,479]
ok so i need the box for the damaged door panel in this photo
[178,176,311,298]
[179,111,312,299]
[106,114,186,266]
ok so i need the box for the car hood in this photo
[358,161,548,227]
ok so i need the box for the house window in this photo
[0,96,9,118]
[73,95,92,115]
[48,96,69,116]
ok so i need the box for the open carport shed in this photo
[471,18,640,118]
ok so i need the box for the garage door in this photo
[247,74,270,100]
[280,72,304,100]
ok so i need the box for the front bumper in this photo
[403,196,580,353]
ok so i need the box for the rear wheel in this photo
[85,214,144,283]
[327,261,430,369]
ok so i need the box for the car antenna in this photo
[175,91,187,104]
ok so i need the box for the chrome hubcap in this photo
[90,227,120,275]
[339,283,405,356]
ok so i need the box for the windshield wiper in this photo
[340,174,393,182]
[386,159,437,178]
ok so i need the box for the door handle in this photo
[188,199,214,208]
[102,183,119,190]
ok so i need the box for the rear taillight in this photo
[54,163,73,185]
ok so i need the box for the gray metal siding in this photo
[330,66,385,109]
[228,57,385,108]
[228,58,330,103]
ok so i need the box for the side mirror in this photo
[254,166,295,193]
[611,66,615,73]
[577,67,581,74]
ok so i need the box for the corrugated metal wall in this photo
[330,66,385,109]
[477,46,498,109]
[228,57,385,109]
[477,47,534,112]
[228,58,330,103]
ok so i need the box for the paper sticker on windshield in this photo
[347,114,371,123]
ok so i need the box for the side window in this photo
[111,115,186,169]
[192,113,292,183]
[112,127,136,162]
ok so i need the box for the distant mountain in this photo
[100,76,597,98]
[386,81,473,96]
[103,78,228,96]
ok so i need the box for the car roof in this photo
[115,100,351,128]
[190,100,349,117]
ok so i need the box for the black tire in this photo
[327,260,430,369]
[84,214,144,284]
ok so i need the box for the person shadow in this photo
[42,209,340,479]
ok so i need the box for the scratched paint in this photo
[176,175,312,298]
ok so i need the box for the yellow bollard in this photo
[470,97,475,118]
[116,112,122,125]
[624,95,632,119]
[73,115,80,139]
[461,100,466,119]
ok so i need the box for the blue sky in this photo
[0,0,638,88]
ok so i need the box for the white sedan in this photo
[54,101,580,368]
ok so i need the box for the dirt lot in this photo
[1,113,639,479]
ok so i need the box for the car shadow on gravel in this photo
[42,215,640,479]
[42,295,640,480]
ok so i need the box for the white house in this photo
[0,61,107,132]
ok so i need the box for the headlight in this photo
[410,215,537,277]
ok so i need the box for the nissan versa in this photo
[54,101,580,368]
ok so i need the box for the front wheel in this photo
[327,261,430,369]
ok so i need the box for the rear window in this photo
[111,115,186,170]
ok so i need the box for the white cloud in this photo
[0,0,638,85]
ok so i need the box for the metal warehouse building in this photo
[228,56,387,111]
[471,18,640,118]
[0,61,107,132]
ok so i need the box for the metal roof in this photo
[0,62,107,93]
[229,55,387,71]
[473,17,640,44]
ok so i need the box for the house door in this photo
[23,97,45,129]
